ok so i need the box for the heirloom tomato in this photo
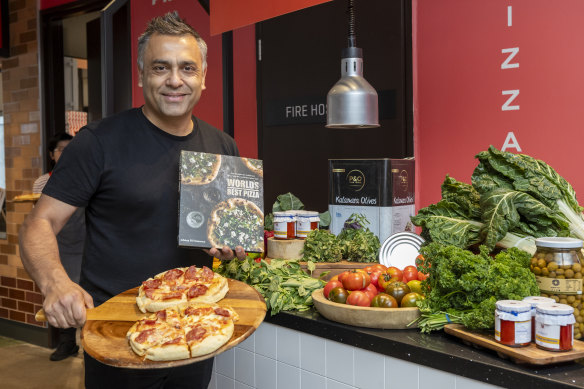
[400,292,424,308]
[371,264,387,272]
[386,267,403,281]
[403,266,418,282]
[378,273,400,291]
[417,272,429,281]
[337,271,350,284]
[385,282,411,305]
[346,291,371,307]
[367,270,384,292]
[328,287,349,304]
[341,270,371,291]
[361,283,378,300]
[323,280,343,299]
[370,293,398,308]
[406,280,423,295]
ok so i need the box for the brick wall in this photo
[0,0,45,328]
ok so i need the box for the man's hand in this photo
[42,280,94,328]
[206,246,247,261]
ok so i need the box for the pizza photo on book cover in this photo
[178,151,264,253]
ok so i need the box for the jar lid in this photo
[536,302,574,315]
[535,237,583,248]
[297,210,319,216]
[283,210,298,215]
[495,300,531,313]
[522,296,555,307]
[274,211,295,218]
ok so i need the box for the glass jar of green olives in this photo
[531,237,584,339]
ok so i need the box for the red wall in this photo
[413,0,584,209]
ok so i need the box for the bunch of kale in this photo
[414,242,539,333]
[412,146,584,254]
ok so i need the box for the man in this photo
[19,12,245,388]
[33,131,85,361]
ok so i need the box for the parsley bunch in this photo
[414,242,539,333]
[217,258,325,315]
[301,229,343,263]
[338,214,380,262]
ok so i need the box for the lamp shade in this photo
[326,48,379,128]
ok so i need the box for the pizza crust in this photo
[189,321,234,357]
[242,158,263,178]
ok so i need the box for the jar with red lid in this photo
[523,296,555,342]
[535,302,576,351]
[273,211,296,240]
[296,211,320,239]
[494,300,532,347]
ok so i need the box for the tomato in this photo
[370,293,398,308]
[386,267,403,281]
[385,282,411,305]
[328,287,349,304]
[371,264,387,272]
[403,265,418,282]
[378,273,400,291]
[406,280,423,295]
[360,283,378,300]
[323,280,343,299]
[337,271,350,284]
[363,265,375,273]
[346,290,371,307]
[367,270,384,292]
[415,254,425,267]
[400,292,424,308]
[417,272,429,281]
[341,270,371,291]
[329,275,339,282]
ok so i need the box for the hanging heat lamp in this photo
[326,0,379,128]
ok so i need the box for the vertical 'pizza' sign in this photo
[178,151,264,252]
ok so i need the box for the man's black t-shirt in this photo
[43,108,239,305]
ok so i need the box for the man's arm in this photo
[18,195,93,328]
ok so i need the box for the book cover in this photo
[178,151,264,252]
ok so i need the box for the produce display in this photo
[217,257,325,315]
[412,146,584,255]
[323,263,426,308]
[414,242,539,333]
[302,213,380,263]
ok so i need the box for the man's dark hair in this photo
[137,11,207,71]
[48,131,73,153]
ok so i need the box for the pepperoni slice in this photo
[144,289,156,299]
[200,266,214,282]
[163,268,184,281]
[143,279,162,289]
[186,326,206,342]
[156,310,167,321]
[162,292,183,300]
[171,285,188,292]
[142,319,157,326]
[214,308,231,317]
[184,266,199,280]
[187,284,208,299]
[184,306,214,317]
[163,337,182,346]
[135,329,155,344]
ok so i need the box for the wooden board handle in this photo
[35,309,47,322]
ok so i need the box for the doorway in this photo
[40,0,132,173]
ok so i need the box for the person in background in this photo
[33,131,85,361]
[19,12,245,389]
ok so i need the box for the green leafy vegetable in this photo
[413,242,539,333]
[302,229,343,263]
[337,214,380,262]
[273,193,304,213]
[217,257,325,315]
[412,145,584,255]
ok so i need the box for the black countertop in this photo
[265,309,584,389]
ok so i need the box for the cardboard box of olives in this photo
[178,151,265,252]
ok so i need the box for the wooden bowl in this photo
[311,289,420,329]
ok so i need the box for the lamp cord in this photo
[347,0,356,47]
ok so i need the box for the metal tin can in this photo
[535,303,575,351]
[531,237,583,339]
[495,300,532,347]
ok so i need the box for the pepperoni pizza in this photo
[136,266,228,313]
[127,304,239,361]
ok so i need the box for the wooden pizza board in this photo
[311,288,420,329]
[444,324,584,365]
[81,279,266,369]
